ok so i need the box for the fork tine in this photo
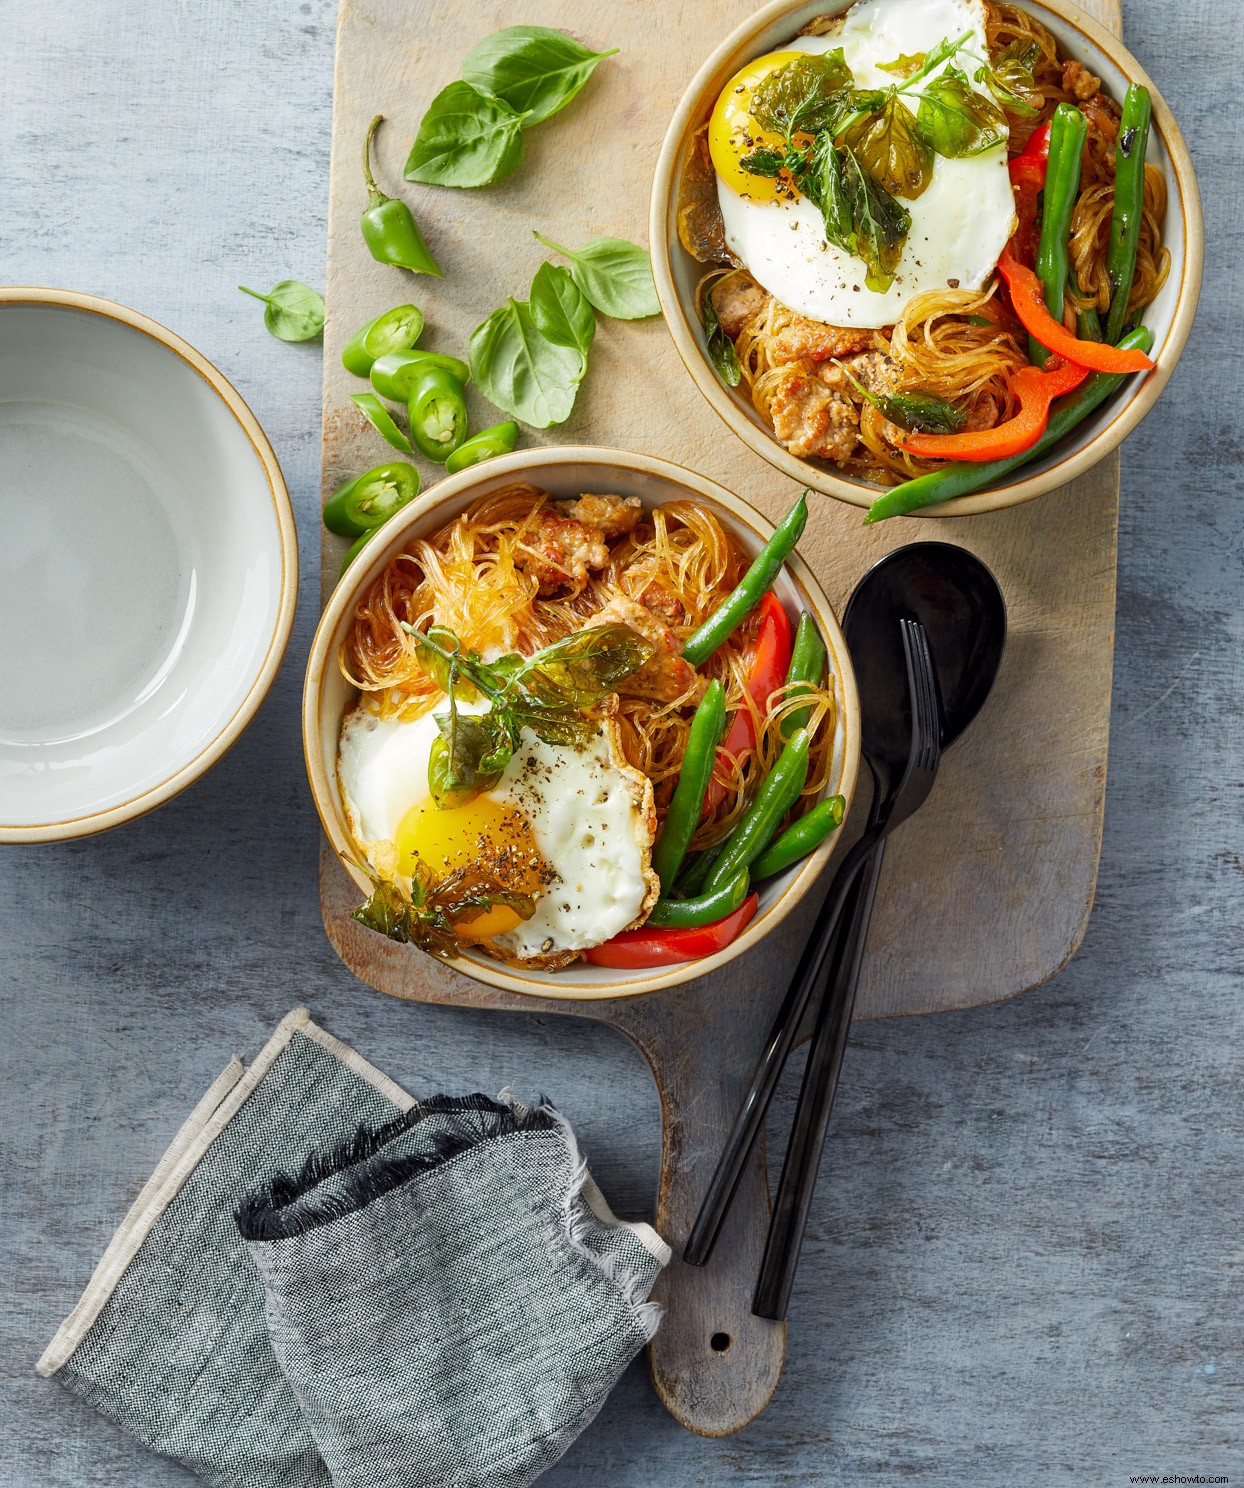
[901,619,942,773]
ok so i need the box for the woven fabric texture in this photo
[39,1012,666,1488]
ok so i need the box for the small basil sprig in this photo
[402,622,653,808]
[406,27,617,189]
[835,359,966,434]
[237,280,325,342]
[701,273,742,388]
[405,81,531,188]
[462,25,618,125]
[532,232,660,320]
[529,261,596,369]
[470,297,584,428]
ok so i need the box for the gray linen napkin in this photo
[38,1008,669,1488]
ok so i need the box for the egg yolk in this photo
[394,795,549,942]
[708,51,809,204]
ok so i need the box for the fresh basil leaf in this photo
[529,261,595,369]
[532,232,660,319]
[916,68,1008,157]
[751,50,854,136]
[843,92,933,199]
[462,25,618,126]
[975,41,1043,118]
[839,148,911,293]
[701,277,742,388]
[237,280,325,342]
[878,52,926,78]
[404,81,530,188]
[469,298,583,428]
[514,624,653,706]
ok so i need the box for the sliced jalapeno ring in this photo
[350,392,413,453]
[322,460,420,538]
[341,305,424,377]
[407,367,469,463]
[443,421,520,475]
[370,349,470,402]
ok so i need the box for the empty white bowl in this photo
[0,289,298,841]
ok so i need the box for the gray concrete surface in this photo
[1,1,1240,1483]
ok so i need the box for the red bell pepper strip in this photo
[996,246,1156,373]
[584,894,759,969]
[900,356,1088,462]
[1008,121,1051,266]
[701,592,792,815]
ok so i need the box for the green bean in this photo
[862,327,1155,523]
[681,493,808,666]
[751,795,845,880]
[1104,85,1152,345]
[645,871,750,928]
[704,729,810,894]
[781,613,826,741]
[1076,306,1103,342]
[1030,103,1088,366]
[675,846,720,899]
[651,681,726,893]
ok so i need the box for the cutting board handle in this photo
[613,982,786,1436]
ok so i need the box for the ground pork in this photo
[515,494,642,594]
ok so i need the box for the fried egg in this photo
[709,0,1016,328]
[338,698,658,968]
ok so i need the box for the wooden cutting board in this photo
[319,0,1122,1436]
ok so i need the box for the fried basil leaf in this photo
[843,91,934,199]
[811,135,854,248]
[515,624,654,706]
[352,861,536,958]
[916,67,1008,157]
[751,50,855,136]
[839,148,911,293]
[429,707,511,808]
[353,878,419,942]
[738,146,787,178]
[410,625,482,700]
[975,41,1043,118]
[702,276,743,388]
[431,866,536,930]
[878,52,926,78]
[836,359,966,433]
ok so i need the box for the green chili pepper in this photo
[322,461,421,538]
[350,392,413,453]
[781,614,826,741]
[1104,85,1152,346]
[444,420,520,475]
[342,305,425,377]
[407,366,469,462]
[1031,103,1088,366]
[682,493,808,667]
[862,326,1155,522]
[646,870,750,929]
[361,115,442,277]
[340,528,376,576]
[651,681,726,893]
[704,728,810,894]
[370,349,471,401]
[751,795,846,880]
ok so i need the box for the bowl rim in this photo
[649,0,1204,517]
[303,444,862,1001]
[0,286,299,844]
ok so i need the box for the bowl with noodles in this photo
[650,0,1202,518]
[304,448,860,1000]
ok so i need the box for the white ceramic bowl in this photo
[650,0,1203,516]
[0,289,298,841]
[304,447,861,1000]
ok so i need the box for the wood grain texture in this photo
[320,0,1124,1435]
[4,0,1243,1482]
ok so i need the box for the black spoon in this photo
[684,542,1006,1272]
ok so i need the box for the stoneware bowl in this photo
[649,0,1203,517]
[304,447,861,1000]
[0,289,297,842]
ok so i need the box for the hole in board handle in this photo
[710,1331,732,1353]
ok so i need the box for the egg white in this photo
[338,701,656,962]
[716,0,1017,329]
